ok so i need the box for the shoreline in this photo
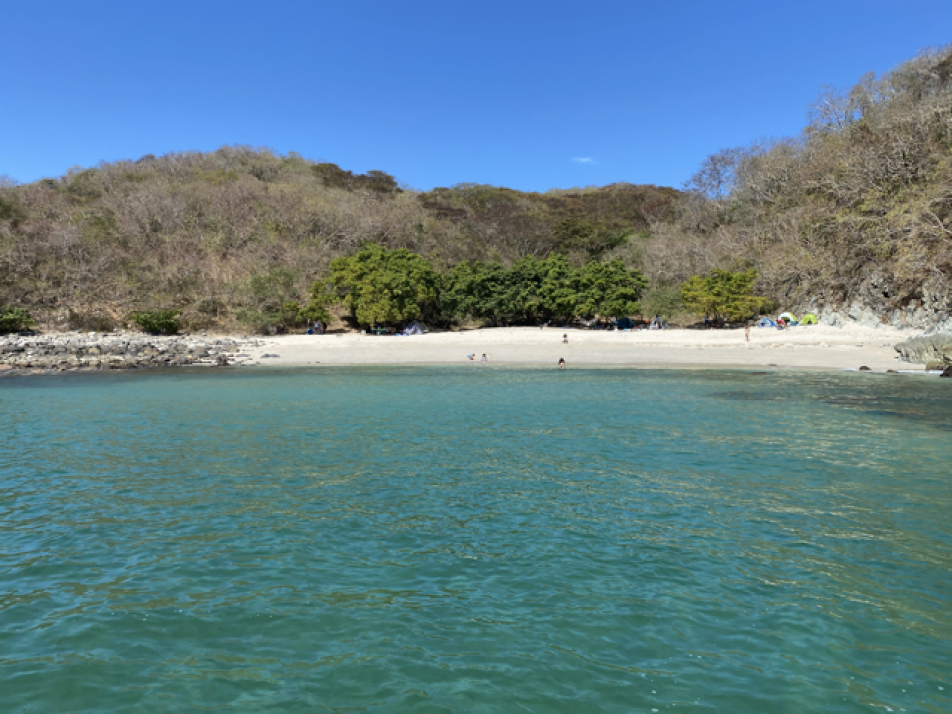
[236,325,919,373]
[1,325,922,375]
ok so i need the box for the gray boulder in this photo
[894,334,952,365]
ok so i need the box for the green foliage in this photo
[640,287,686,319]
[0,194,28,227]
[441,261,508,320]
[65,168,103,199]
[554,218,629,258]
[238,268,308,333]
[321,245,441,327]
[130,310,180,334]
[248,268,297,305]
[442,255,646,322]
[310,163,400,193]
[577,260,647,317]
[532,254,579,318]
[0,305,34,333]
[300,282,333,325]
[362,170,400,193]
[418,183,675,262]
[81,209,120,243]
[443,256,554,323]
[237,302,305,334]
[680,269,774,321]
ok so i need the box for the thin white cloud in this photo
[572,157,595,164]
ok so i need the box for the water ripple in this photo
[1,368,950,712]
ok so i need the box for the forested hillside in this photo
[0,147,677,331]
[1,45,949,332]
[657,45,952,328]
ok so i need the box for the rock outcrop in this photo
[893,334,952,366]
[801,275,952,332]
[0,333,260,372]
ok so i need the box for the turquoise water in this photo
[1,367,950,713]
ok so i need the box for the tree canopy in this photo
[306,248,649,327]
[440,254,647,323]
[680,269,775,322]
[312,245,441,327]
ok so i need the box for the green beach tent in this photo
[801,313,818,325]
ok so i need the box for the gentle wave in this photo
[2,368,951,712]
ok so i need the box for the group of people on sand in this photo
[467,352,567,369]
[467,337,569,369]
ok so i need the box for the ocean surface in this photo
[1,367,950,713]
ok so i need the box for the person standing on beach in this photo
[558,357,566,370]
[481,354,487,364]
[563,333,568,344]
[745,323,750,342]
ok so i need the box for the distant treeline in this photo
[0,45,949,332]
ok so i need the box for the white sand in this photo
[241,325,920,372]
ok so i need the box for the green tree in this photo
[0,194,28,228]
[321,245,440,327]
[441,261,509,321]
[641,286,686,320]
[129,310,180,335]
[680,269,773,322]
[503,257,545,322]
[577,260,647,317]
[554,217,628,258]
[0,305,34,333]
[537,254,579,319]
[300,281,333,325]
[443,255,647,324]
[238,268,307,333]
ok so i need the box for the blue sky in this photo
[3,1,950,191]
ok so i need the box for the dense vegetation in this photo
[0,45,948,332]
[129,310,181,335]
[663,45,952,319]
[304,246,649,328]
[0,305,34,333]
[680,269,776,322]
[0,149,676,332]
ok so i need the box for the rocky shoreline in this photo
[0,333,262,373]
[893,334,952,370]
[2,326,951,376]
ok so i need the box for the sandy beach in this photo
[241,325,921,372]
